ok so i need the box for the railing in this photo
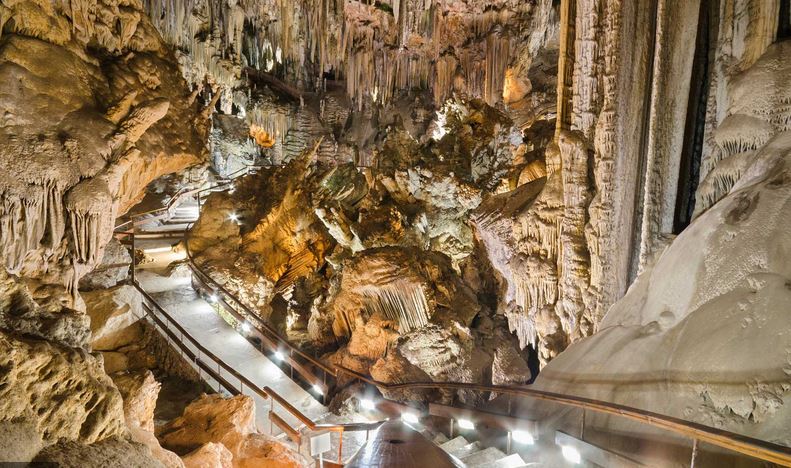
[118,163,791,468]
[130,276,384,464]
[184,224,338,397]
[335,366,791,467]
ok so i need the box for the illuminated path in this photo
[133,201,370,459]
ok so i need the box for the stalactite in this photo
[360,280,431,334]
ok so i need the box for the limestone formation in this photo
[158,394,304,467]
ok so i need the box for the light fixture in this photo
[512,430,534,445]
[561,445,581,464]
[457,419,475,430]
[228,212,239,222]
[241,322,251,333]
[208,294,218,303]
[360,399,375,411]
[143,246,173,254]
[313,384,323,394]
[274,351,285,361]
[401,412,420,424]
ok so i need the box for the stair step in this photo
[461,447,507,466]
[452,441,482,459]
[433,433,450,445]
[439,436,469,454]
[479,453,530,468]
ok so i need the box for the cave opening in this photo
[673,0,717,234]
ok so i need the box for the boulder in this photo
[83,284,144,352]
[182,442,233,468]
[158,394,304,467]
[33,437,166,468]
[0,332,126,445]
[79,238,132,291]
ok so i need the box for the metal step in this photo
[461,447,508,466]
[452,441,483,459]
[478,453,531,468]
[439,436,470,454]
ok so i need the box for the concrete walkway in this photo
[133,200,372,459]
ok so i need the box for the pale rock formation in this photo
[145,0,558,112]
[158,394,304,467]
[532,42,791,458]
[0,332,126,445]
[113,370,184,468]
[182,442,234,468]
[84,284,144,352]
[79,238,132,291]
[0,0,206,293]
[330,247,479,338]
[33,437,167,468]
[0,270,89,348]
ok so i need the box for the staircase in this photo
[433,433,532,467]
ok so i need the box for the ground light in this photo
[274,351,285,361]
[312,384,323,394]
[360,399,375,411]
[208,294,218,303]
[457,419,475,430]
[228,212,239,222]
[512,430,535,445]
[402,412,420,424]
[241,322,251,333]
[561,445,581,464]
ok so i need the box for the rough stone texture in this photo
[158,394,304,467]
[0,269,90,349]
[533,41,791,457]
[0,332,126,445]
[84,284,144,352]
[182,442,234,468]
[113,370,184,468]
[79,238,132,291]
[33,437,166,468]
[0,0,206,292]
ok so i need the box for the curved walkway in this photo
[133,199,370,460]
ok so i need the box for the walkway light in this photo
[274,351,285,361]
[228,212,239,222]
[208,294,218,303]
[561,445,581,464]
[457,419,474,430]
[360,399,375,411]
[313,384,323,394]
[512,430,534,445]
[402,412,420,424]
[241,322,251,333]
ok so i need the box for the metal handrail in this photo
[133,278,384,463]
[334,366,791,467]
[119,165,791,467]
[133,281,270,402]
[183,225,338,378]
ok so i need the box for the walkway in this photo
[132,198,371,459]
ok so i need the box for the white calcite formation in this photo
[531,35,791,460]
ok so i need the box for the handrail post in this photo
[337,431,343,464]
[690,438,699,468]
[130,231,136,283]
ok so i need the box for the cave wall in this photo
[0,0,207,296]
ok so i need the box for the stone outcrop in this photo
[531,39,791,459]
[0,332,126,445]
[158,394,304,467]
[113,370,184,468]
[0,0,206,292]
